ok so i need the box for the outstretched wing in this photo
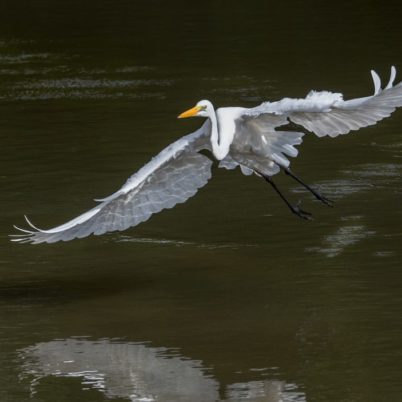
[12,121,212,244]
[245,66,402,138]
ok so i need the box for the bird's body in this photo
[13,67,402,244]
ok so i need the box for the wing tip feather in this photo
[386,65,397,89]
[371,69,382,95]
[10,216,44,244]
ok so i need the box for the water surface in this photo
[1,1,402,401]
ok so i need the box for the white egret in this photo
[12,67,402,244]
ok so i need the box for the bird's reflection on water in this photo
[19,338,305,402]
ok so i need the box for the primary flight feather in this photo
[12,67,402,244]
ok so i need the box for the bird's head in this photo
[178,99,213,119]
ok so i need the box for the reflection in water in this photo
[19,338,305,402]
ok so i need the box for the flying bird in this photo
[12,67,402,244]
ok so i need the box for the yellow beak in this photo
[177,105,201,119]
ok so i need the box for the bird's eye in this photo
[200,105,207,111]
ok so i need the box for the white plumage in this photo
[12,67,402,244]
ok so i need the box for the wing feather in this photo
[245,66,402,138]
[219,113,304,176]
[12,121,212,244]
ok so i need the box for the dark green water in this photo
[1,1,402,401]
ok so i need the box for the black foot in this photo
[283,168,334,208]
[260,171,314,221]
[291,202,313,220]
[314,191,334,208]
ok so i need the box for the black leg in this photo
[283,167,333,207]
[262,173,313,221]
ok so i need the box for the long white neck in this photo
[209,109,230,160]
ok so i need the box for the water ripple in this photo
[292,162,402,200]
[306,216,375,257]
[115,235,258,250]
[0,47,170,101]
